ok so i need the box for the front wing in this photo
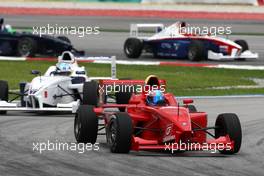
[0,100,79,113]
[208,50,258,60]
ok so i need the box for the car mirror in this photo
[31,70,41,75]
[183,99,193,105]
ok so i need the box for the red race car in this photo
[74,75,242,154]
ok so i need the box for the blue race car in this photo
[0,18,83,57]
[124,22,258,61]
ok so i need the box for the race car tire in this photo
[115,78,133,112]
[17,37,37,57]
[0,80,9,114]
[107,112,133,153]
[215,113,242,154]
[124,38,143,58]
[234,40,249,52]
[57,36,71,44]
[187,105,197,113]
[115,88,133,112]
[74,105,98,144]
[188,40,206,61]
[82,81,99,106]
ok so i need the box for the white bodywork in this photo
[130,22,258,60]
[0,51,117,113]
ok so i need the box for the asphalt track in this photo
[0,97,264,176]
[2,15,264,65]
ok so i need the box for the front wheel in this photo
[215,113,242,154]
[234,40,248,52]
[74,105,98,144]
[107,113,133,153]
[187,40,206,61]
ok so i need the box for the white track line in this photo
[1,56,264,70]
[213,64,264,70]
[0,56,26,61]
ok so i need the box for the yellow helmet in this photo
[145,75,160,86]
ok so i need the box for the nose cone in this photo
[30,76,66,91]
[159,107,192,132]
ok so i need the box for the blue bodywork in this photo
[144,38,228,58]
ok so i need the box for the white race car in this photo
[124,22,258,61]
[0,51,116,114]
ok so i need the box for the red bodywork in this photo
[94,79,234,152]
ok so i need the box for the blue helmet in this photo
[146,90,165,106]
[58,62,71,72]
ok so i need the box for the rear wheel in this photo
[74,105,98,144]
[124,38,143,58]
[17,37,37,57]
[234,40,248,52]
[107,113,133,153]
[188,40,206,61]
[115,87,133,112]
[215,113,242,154]
[0,80,8,114]
[82,81,99,106]
[187,105,197,113]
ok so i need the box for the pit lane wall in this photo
[141,0,263,5]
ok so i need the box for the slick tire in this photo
[215,113,242,154]
[187,105,197,113]
[124,38,143,58]
[17,37,37,57]
[188,40,206,61]
[234,40,249,52]
[74,105,98,144]
[115,78,133,112]
[82,81,99,106]
[107,113,133,153]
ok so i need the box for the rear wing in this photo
[76,56,117,80]
[99,79,166,86]
[130,23,165,38]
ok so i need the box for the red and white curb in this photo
[1,56,264,70]
[0,6,264,21]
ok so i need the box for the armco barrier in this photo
[142,0,260,5]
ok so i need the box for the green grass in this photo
[1,60,264,96]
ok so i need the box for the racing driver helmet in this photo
[56,62,72,75]
[146,90,165,106]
